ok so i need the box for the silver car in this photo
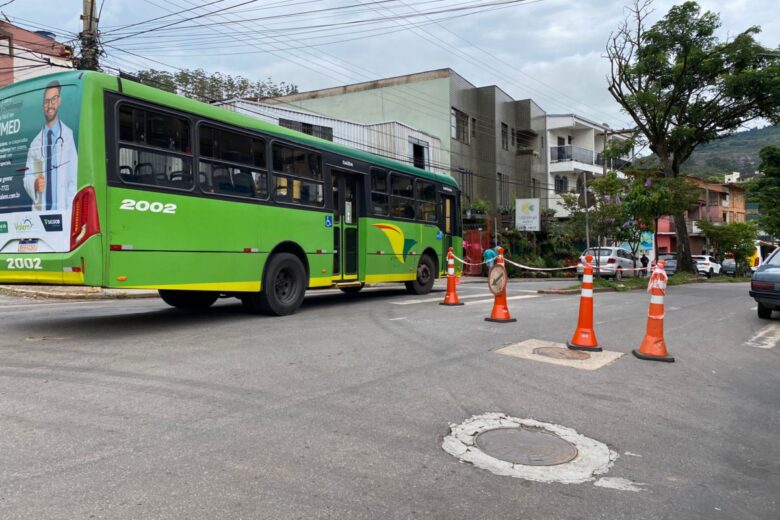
[576,247,638,280]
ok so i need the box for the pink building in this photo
[0,22,75,88]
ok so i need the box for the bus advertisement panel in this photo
[0,78,80,253]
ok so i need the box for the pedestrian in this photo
[640,253,650,278]
[483,246,498,272]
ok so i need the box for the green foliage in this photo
[634,125,780,177]
[134,68,298,102]
[606,0,780,272]
[697,220,758,266]
[750,146,780,239]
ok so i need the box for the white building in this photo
[218,98,443,172]
[546,114,630,218]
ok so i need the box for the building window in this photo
[458,168,474,203]
[497,172,511,207]
[511,128,515,147]
[501,123,508,150]
[279,118,333,141]
[471,117,477,138]
[451,107,469,144]
[555,175,569,194]
[408,137,429,170]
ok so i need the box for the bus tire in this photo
[245,253,306,316]
[405,254,436,295]
[158,290,218,310]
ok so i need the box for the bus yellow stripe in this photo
[364,273,416,283]
[0,271,84,285]
[121,281,261,292]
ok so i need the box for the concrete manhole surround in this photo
[532,346,591,361]
[442,412,618,484]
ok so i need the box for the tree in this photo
[606,0,780,273]
[134,68,298,102]
[697,220,758,274]
[750,146,780,239]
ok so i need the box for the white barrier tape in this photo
[504,258,579,271]
[581,288,593,298]
[452,255,489,267]
[650,295,664,305]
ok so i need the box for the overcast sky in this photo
[9,0,779,128]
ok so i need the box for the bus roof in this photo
[7,70,458,189]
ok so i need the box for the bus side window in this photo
[370,169,388,216]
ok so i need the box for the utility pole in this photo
[79,0,99,70]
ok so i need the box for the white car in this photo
[692,255,721,278]
[576,247,638,280]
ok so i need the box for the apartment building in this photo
[0,22,74,88]
[265,69,548,213]
[546,114,630,218]
[656,178,747,254]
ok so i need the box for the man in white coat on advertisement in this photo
[24,80,77,213]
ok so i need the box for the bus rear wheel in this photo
[159,290,218,310]
[405,254,435,295]
[243,253,306,316]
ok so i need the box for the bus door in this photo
[332,170,361,282]
[441,192,457,270]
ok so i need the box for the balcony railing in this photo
[595,153,631,171]
[550,145,595,165]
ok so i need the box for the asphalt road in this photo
[0,281,777,519]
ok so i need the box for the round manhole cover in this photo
[533,346,591,360]
[475,427,579,466]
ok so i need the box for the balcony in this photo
[595,153,631,172]
[550,145,595,165]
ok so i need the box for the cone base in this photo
[567,342,602,352]
[484,317,517,323]
[632,349,675,363]
[440,302,464,306]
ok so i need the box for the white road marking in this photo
[388,317,407,321]
[392,293,491,305]
[464,295,539,305]
[745,324,780,349]
[594,477,645,492]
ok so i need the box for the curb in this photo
[0,285,158,300]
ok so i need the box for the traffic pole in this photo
[440,247,464,306]
[633,259,674,362]
[567,255,601,352]
[485,247,516,323]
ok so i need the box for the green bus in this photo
[0,71,462,315]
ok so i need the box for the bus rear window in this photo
[119,104,191,153]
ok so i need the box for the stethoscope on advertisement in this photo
[39,119,65,161]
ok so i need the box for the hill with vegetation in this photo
[635,125,779,180]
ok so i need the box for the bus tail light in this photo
[70,186,100,251]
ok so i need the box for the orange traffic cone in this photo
[568,255,601,352]
[633,260,674,362]
[441,247,464,306]
[485,247,516,323]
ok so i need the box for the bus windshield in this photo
[0,76,82,253]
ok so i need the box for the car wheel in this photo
[707,269,713,278]
[757,303,773,319]
[405,254,436,295]
[159,290,218,310]
[243,253,306,316]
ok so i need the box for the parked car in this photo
[750,247,780,319]
[721,258,737,276]
[658,253,678,276]
[576,247,638,280]
[692,255,721,277]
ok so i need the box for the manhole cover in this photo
[533,346,591,360]
[475,427,579,466]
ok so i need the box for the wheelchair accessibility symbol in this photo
[325,215,333,228]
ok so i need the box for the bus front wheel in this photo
[159,290,218,310]
[405,254,436,295]
[244,253,306,316]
